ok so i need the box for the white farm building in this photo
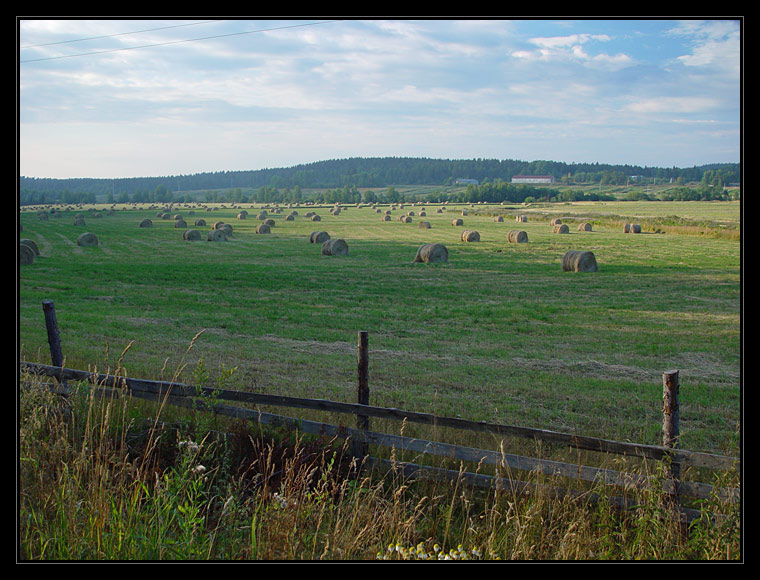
[511,175,555,184]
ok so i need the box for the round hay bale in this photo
[173,214,183,221]
[174,219,187,228]
[220,223,233,236]
[451,218,463,226]
[264,218,275,226]
[418,221,431,229]
[381,214,391,221]
[237,212,247,219]
[76,232,99,247]
[195,218,206,227]
[562,250,598,272]
[73,216,86,226]
[516,215,528,222]
[207,229,227,242]
[493,215,504,222]
[311,214,322,222]
[256,223,271,234]
[419,211,426,216]
[460,229,480,242]
[507,230,528,243]
[139,218,153,228]
[285,213,295,221]
[20,238,40,255]
[577,222,592,231]
[624,223,641,233]
[321,238,349,256]
[183,229,202,241]
[398,215,412,223]
[461,209,468,216]
[413,243,448,264]
[553,224,569,234]
[310,231,331,244]
[550,218,562,226]
[19,243,35,265]
[212,221,226,230]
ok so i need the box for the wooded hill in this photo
[19,156,740,206]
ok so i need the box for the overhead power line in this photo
[19,20,220,49]
[19,20,342,64]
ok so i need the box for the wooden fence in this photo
[21,301,739,523]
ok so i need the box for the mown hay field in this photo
[18,200,741,457]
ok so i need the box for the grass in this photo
[18,198,741,560]
[18,373,741,560]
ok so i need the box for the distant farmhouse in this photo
[511,175,555,184]
[455,178,480,185]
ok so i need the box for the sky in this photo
[18,18,742,179]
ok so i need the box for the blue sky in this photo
[18,18,741,179]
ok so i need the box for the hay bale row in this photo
[624,223,641,233]
[321,238,349,256]
[20,238,40,256]
[460,229,480,242]
[19,242,36,265]
[562,250,598,272]
[310,231,331,244]
[507,230,528,243]
[413,243,448,264]
[77,232,99,247]
[207,229,227,242]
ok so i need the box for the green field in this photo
[18,200,741,456]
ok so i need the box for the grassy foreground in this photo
[18,199,741,560]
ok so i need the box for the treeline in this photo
[19,157,740,206]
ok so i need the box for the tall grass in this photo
[19,368,740,561]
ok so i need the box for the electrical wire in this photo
[19,20,220,49]
[19,19,342,64]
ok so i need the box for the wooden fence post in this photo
[353,331,370,459]
[42,300,67,389]
[662,370,681,493]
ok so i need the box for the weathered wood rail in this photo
[21,301,740,522]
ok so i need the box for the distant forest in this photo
[19,156,740,206]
